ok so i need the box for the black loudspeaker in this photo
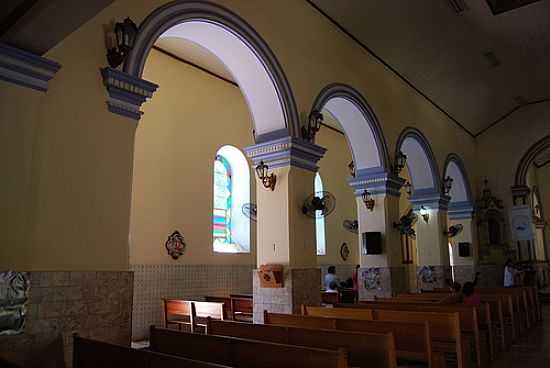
[458,242,470,257]
[362,232,382,255]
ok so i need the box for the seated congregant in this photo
[462,281,480,306]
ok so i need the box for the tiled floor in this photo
[492,305,550,367]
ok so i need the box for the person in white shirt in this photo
[324,265,339,292]
[504,259,517,288]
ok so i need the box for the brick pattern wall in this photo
[131,264,254,341]
[0,271,132,368]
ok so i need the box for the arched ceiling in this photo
[310,0,550,136]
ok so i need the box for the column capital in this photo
[511,185,531,200]
[410,188,450,211]
[448,200,474,220]
[244,136,326,172]
[101,67,158,121]
[0,42,61,92]
[348,167,405,197]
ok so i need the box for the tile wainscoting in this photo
[131,264,254,341]
[0,271,132,368]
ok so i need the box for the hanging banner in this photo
[510,205,534,241]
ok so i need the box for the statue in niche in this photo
[476,180,506,260]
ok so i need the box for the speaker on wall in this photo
[458,242,471,257]
[362,232,382,255]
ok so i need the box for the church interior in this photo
[1,0,550,367]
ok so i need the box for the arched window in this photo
[213,146,250,253]
[315,173,326,256]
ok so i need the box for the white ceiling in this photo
[310,0,550,136]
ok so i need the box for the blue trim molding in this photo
[348,167,405,197]
[244,136,326,172]
[125,1,299,137]
[101,67,158,121]
[0,43,61,92]
[410,188,450,211]
[311,83,392,171]
[448,200,474,220]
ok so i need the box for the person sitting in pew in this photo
[462,281,481,306]
[324,265,339,291]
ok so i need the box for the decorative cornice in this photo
[511,185,531,199]
[0,43,61,92]
[244,136,326,172]
[101,67,158,121]
[448,200,474,220]
[348,167,405,197]
[410,188,450,211]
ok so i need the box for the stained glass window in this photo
[213,155,232,246]
[315,172,326,256]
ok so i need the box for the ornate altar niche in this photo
[476,180,509,262]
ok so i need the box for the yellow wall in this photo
[0,0,477,271]
[316,127,359,267]
[130,49,256,265]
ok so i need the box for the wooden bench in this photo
[163,300,225,333]
[264,311,432,367]
[206,318,397,368]
[354,300,491,366]
[301,305,465,368]
[321,291,340,305]
[73,335,231,368]
[205,296,231,320]
[302,305,374,320]
[475,288,529,335]
[163,299,196,332]
[149,326,348,368]
[230,297,253,322]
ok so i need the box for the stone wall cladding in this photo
[319,264,354,285]
[253,268,321,323]
[0,271,132,368]
[358,266,407,299]
[452,265,476,285]
[131,264,254,341]
[416,265,452,291]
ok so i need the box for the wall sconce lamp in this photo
[394,150,407,175]
[362,190,375,211]
[403,181,412,197]
[419,206,430,223]
[106,18,138,68]
[302,110,323,142]
[443,176,454,195]
[255,161,276,191]
[348,160,355,177]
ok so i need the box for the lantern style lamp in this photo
[255,161,276,191]
[348,160,355,177]
[302,110,323,142]
[362,190,375,212]
[443,176,454,195]
[107,17,138,68]
[419,206,429,223]
[394,150,407,175]
[403,181,412,196]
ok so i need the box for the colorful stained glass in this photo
[213,155,232,245]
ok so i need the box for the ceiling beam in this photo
[0,0,39,37]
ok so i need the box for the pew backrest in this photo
[163,299,196,332]
[73,335,232,368]
[150,326,348,368]
[206,319,397,368]
[302,305,374,320]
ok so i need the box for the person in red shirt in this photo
[462,281,480,306]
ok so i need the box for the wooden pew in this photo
[230,296,253,322]
[349,301,489,367]
[163,299,196,332]
[73,335,231,368]
[194,301,225,332]
[475,288,528,334]
[263,311,432,367]
[149,326,348,368]
[206,318,397,368]
[204,296,231,320]
[301,305,464,368]
[322,291,340,305]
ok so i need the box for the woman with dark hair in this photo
[324,265,339,292]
